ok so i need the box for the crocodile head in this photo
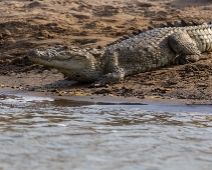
[28,46,104,82]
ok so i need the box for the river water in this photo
[0,93,212,170]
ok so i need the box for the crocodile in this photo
[28,20,212,86]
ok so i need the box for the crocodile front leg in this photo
[168,31,201,64]
[91,50,126,87]
[91,66,125,87]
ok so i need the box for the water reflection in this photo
[0,96,212,169]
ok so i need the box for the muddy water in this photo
[0,95,212,170]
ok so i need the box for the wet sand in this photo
[1,0,212,103]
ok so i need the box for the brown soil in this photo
[1,0,212,102]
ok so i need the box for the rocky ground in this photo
[1,0,212,103]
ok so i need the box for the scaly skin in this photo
[28,23,212,86]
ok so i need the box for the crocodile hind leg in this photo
[168,31,201,64]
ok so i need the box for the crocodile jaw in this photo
[28,49,89,70]
[27,47,104,82]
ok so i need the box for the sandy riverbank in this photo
[1,0,212,103]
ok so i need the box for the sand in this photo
[1,0,212,103]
